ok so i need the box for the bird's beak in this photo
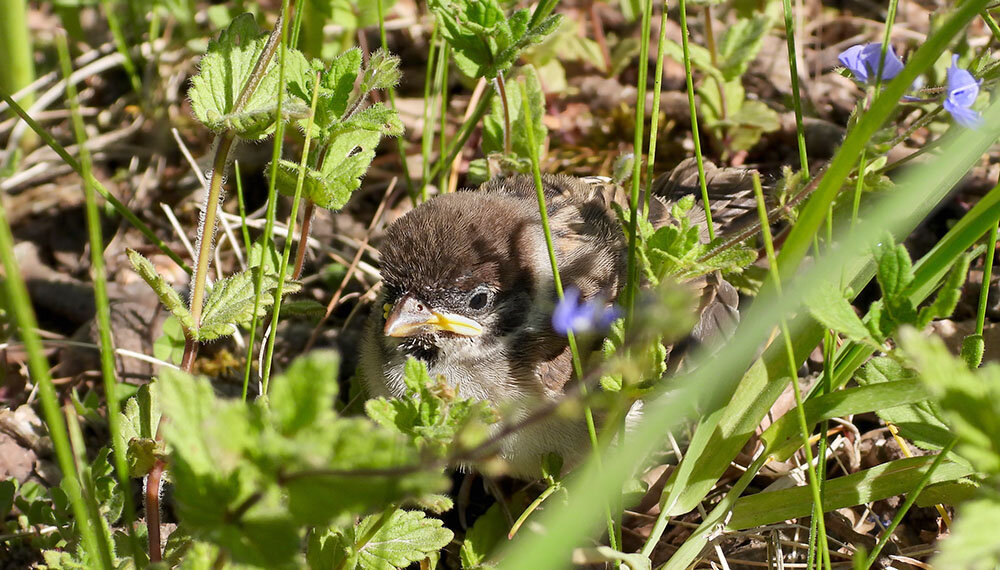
[383,294,483,337]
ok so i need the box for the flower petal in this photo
[944,98,983,129]
[838,44,869,82]
[947,55,980,108]
[861,43,904,82]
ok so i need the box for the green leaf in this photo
[460,502,506,569]
[482,66,547,161]
[281,419,447,525]
[804,282,879,346]
[932,494,1000,568]
[761,377,935,461]
[120,385,166,477]
[854,357,953,452]
[874,234,917,325]
[917,250,972,327]
[154,314,187,365]
[430,0,561,79]
[717,12,775,81]
[268,350,340,435]
[271,129,383,211]
[127,249,194,332]
[727,456,974,530]
[356,48,401,95]
[351,509,453,570]
[366,358,497,458]
[188,13,311,139]
[0,479,15,518]
[198,267,301,341]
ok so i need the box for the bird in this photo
[360,166,744,478]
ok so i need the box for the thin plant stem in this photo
[438,44,450,192]
[496,71,513,156]
[644,0,670,215]
[753,172,831,569]
[677,0,715,242]
[0,166,104,567]
[146,461,165,562]
[702,5,727,125]
[519,79,619,554]
[57,31,140,560]
[427,89,494,183]
[420,26,439,202]
[625,0,653,325]
[508,481,561,539]
[98,0,142,100]
[261,69,323,394]
[0,0,36,137]
[242,1,292,398]
[187,132,236,338]
[234,161,252,257]
[781,0,810,176]
[983,9,1000,42]
[64,404,115,569]
[376,0,417,205]
[292,200,315,280]
[0,92,191,273]
[976,220,998,336]
[863,438,957,568]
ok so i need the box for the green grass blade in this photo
[727,455,969,530]
[57,31,140,560]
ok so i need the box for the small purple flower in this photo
[838,43,904,83]
[943,55,983,129]
[552,287,620,336]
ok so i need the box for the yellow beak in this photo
[383,294,483,338]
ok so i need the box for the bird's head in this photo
[376,191,545,364]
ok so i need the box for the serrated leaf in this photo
[356,48,401,94]
[282,419,447,525]
[717,12,775,81]
[127,249,194,332]
[353,509,453,570]
[430,0,561,79]
[189,13,311,139]
[805,282,879,346]
[272,129,383,210]
[344,102,404,137]
[917,251,972,327]
[197,267,301,341]
[268,350,340,435]
[874,234,917,324]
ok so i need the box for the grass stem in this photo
[57,30,141,561]
[677,0,715,242]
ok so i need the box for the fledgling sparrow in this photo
[360,169,741,478]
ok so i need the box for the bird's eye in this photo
[467,288,491,310]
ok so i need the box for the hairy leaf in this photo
[188,13,310,139]
[198,267,301,341]
[127,249,194,332]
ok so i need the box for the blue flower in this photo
[943,55,982,129]
[551,287,620,336]
[838,43,904,83]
